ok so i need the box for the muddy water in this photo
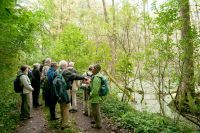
[119,80,178,117]
[117,80,200,129]
[132,92,177,117]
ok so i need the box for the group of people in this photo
[17,58,103,129]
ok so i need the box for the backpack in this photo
[14,74,24,93]
[96,75,109,96]
[53,71,70,103]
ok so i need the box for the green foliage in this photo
[52,23,91,71]
[0,81,20,133]
[0,0,199,132]
[143,0,184,93]
[0,1,51,132]
[116,53,134,76]
[101,96,194,133]
[54,24,86,60]
[152,0,180,35]
[0,2,49,76]
[52,23,112,72]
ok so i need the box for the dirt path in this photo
[15,107,51,133]
[70,99,108,133]
[15,99,110,133]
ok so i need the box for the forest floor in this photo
[14,99,112,133]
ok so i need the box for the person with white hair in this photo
[59,60,68,69]
[58,60,88,129]
[67,61,80,113]
[31,63,41,107]
[54,60,70,129]
[81,65,93,116]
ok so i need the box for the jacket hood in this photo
[17,71,27,76]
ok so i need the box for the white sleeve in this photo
[20,75,34,91]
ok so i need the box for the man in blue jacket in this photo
[47,62,58,120]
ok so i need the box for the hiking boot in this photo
[51,117,59,120]
[69,109,78,113]
[33,103,42,108]
[91,120,95,124]
[36,104,42,107]
[83,112,88,116]
[91,124,102,129]
[20,116,32,121]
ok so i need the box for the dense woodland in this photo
[0,0,200,132]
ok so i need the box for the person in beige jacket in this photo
[67,62,79,113]
[81,65,93,116]
[19,65,34,120]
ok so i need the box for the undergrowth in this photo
[0,79,21,133]
[101,95,197,133]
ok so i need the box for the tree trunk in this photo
[111,0,116,74]
[177,0,195,110]
[60,0,63,30]
[143,0,147,47]
[86,0,91,9]
[101,0,108,23]
[194,1,200,34]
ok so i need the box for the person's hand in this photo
[83,77,91,84]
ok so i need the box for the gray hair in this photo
[59,60,68,69]
[45,58,51,64]
[33,63,40,69]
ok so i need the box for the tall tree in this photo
[102,0,108,23]
[177,0,195,109]
[143,0,147,46]
[111,0,117,74]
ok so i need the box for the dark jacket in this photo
[50,68,85,104]
[46,67,58,105]
[31,68,41,89]
[62,69,85,89]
